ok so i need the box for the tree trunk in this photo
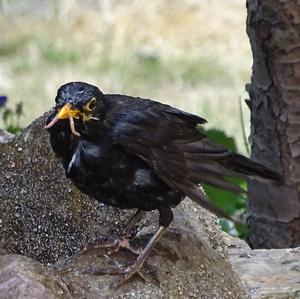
[246,0,300,248]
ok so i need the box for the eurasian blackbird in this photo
[45,81,279,286]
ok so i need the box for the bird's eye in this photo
[85,98,96,111]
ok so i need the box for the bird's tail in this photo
[175,142,281,220]
[181,140,281,194]
[220,153,281,182]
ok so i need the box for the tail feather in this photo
[179,140,280,194]
[222,153,281,181]
[175,181,229,218]
[153,138,280,222]
[188,165,244,193]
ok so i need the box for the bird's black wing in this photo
[107,99,279,215]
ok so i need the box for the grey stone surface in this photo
[0,255,67,299]
[0,129,14,144]
[229,239,300,299]
[0,113,247,298]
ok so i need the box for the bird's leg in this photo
[110,207,173,288]
[110,225,168,288]
[83,209,145,255]
[103,209,146,255]
[89,206,173,288]
[122,209,146,238]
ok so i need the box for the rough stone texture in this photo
[0,113,247,298]
[229,238,300,299]
[0,255,67,299]
[0,129,14,144]
[246,0,300,247]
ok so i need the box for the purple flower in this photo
[0,96,7,107]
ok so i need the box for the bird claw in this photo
[83,236,141,255]
[107,237,142,255]
[110,265,148,289]
[84,253,155,288]
[108,260,161,289]
[86,263,150,289]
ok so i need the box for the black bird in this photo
[45,81,280,286]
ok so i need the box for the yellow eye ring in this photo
[85,97,96,111]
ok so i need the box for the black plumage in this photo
[45,81,280,286]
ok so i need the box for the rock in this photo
[0,113,247,298]
[0,112,132,264]
[0,129,14,144]
[229,244,300,299]
[0,255,69,299]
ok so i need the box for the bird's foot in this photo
[89,264,148,286]
[83,226,166,288]
[87,254,157,289]
[83,236,141,255]
[110,262,148,288]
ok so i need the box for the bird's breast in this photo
[58,137,182,211]
[64,140,110,188]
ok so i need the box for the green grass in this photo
[38,41,85,66]
[0,36,30,57]
[180,56,225,85]
[11,57,32,74]
[96,52,228,92]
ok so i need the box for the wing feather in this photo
[106,98,279,214]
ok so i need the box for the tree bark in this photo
[246,0,300,248]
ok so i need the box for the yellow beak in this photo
[57,103,80,119]
[44,103,81,136]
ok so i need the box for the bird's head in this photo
[45,82,105,137]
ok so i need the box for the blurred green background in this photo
[0,0,252,237]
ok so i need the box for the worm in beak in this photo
[44,104,81,137]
